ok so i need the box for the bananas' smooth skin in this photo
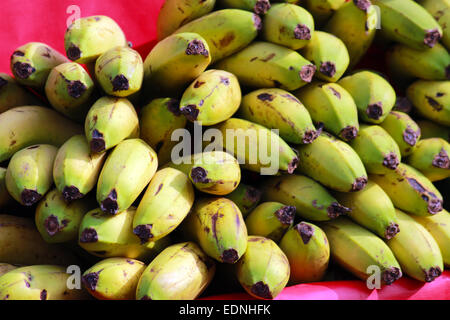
[370,163,443,216]
[263,174,350,221]
[304,0,346,25]
[6,144,58,206]
[215,41,316,91]
[226,183,262,217]
[294,82,359,141]
[279,222,330,284]
[136,242,215,300]
[419,0,450,50]
[96,139,158,215]
[320,217,402,286]
[0,106,82,162]
[219,0,271,14]
[0,168,13,208]
[85,96,139,154]
[53,135,107,203]
[0,73,42,113]
[133,168,195,243]
[239,88,318,144]
[386,209,443,282]
[65,15,127,64]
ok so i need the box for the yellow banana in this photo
[226,183,262,218]
[418,0,450,50]
[219,0,271,14]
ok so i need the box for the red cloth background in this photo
[0,0,449,300]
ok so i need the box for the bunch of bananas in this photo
[0,0,449,300]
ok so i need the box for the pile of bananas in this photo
[0,0,449,300]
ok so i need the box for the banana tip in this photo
[251,281,273,300]
[424,267,442,282]
[20,189,42,206]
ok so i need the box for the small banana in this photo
[304,0,346,25]
[0,73,42,113]
[419,0,450,50]
[226,183,262,217]
[219,0,271,14]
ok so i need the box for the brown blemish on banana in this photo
[275,206,295,225]
[382,267,402,285]
[251,281,272,299]
[287,157,299,174]
[221,248,239,263]
[166,98,181,116]
[90,129,106,153]
[432,148,449,168]
[67,44,81,61]
[424,266,442,282]
[80,227,98,243]
[42,47,51,59]
[67,80,87,99]
[354,0,371,12]
[40,289,47,300]
[366,102,383,120]
[220,77,230,85]
[13,62,35,79]
[424,29,441,48]
[327,202,350,219]
[294,24,311,40]
[312,200,324,210]
[320,62,336,78]
[44,215,62,236]
[340,126,358,141]
[194,81,205,88]
[299,65,316,83]
[185,40,209,57]
[296,222,314,244]
[181,104,199,121]
[112,74,129,92]
[382,152,399,170]
[219,32,236,49]
[257,93,274,101]
[426,96,443,111]
[13,51,25,57]
[253,14,262,31]
[101,189,119,214]
[281,93,301,103]
[406,177,443,214]
[403,127,419,146]
[385,222,400,240]
[82,271,101,291]
[62,185,84,202]
[351,177,368,192]
[260,53,276,62]
[21,189,42,206]
[328,87,341,99]
[133,224,153,244]
[191,167,211,183]
[155,184,164,195]
[254,0,271,15]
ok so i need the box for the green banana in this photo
[0,73,42,113]
[236,236,290,300]
[0,105,82,162]
[10,42,69,90]
[139,98,187,166]
[300,31,350,82]
[82,257,146,300]
[157,0,216,40]
[95,46,144,97]
[419,0,450,50]
[370,163,444,216]
[386,209,443,282]
[295,132,368,192]
[245,202,296,242]
[215,41,316,91]
[6,144,58,206]
[85,96,139,154]
[262,174,350,221]
[262,3,315,50]
[279,222,330,284]
[338,70,397,124]
[179,69,241,125]
[417,120,449,141]
[373,0,443,49]
[406,80,450,126]
[238,88,318,144]
[65,15,128,64]
[0,264,18,277]
[136,242,215,300]
[174,9,261,63]
[181,197,248,263]
[294,81,359,141]
[0,168,13,208]
[304,0,346,25]
[324,0,379,69]
[219,0,271,14]
[213,118,299,175]
[96,139,158,215]
[133,167,195,243]
[406,138,450,182]
[349,124,402,174]
[379,111,421,157]
[320,217,402,286]
[143,32,211,96]
[53,135,106,203]
[0,265,89,300]
[226,183,262,217]
[412,209,450,267]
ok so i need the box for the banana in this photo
[179,69,241,125]
[370,163,444,216]
[0,263,18,277]
[174,9,261,63]
[349,124,402,174]
[95,46,144,97]
[419,0,450,50]
[139,98,187,166]
[386,209,443,282]
[0,73,42,113]
[245,202,295,242]
[219,0,271,14]
[324,0,379,69]
[226,183,262,217]
[180,197,248,263]
[379,111,421,157]
[215,41,316,91]
[10,42,70,90]
[136,242,215,300]
[262,3,315,50]
[97,139,158,215]
[412,209,450,267]
[417,120,449,141]
[338,70,397,124]
[157,0,216,40]
[213,118,299,175]
[0,106,82,162]
[295,132,368,192]
[406,138,450,182]
[0,265,89,300]
[392,96,413,114]
[236,236,290,300]
[279,222,330,284]
[294,82,359,141]
[45,62,96,122]
[0,167,13,208]
[82,257,146,300]
[35,188,96,244]
[304,0,346,25]
[0,214,80,265]
[406,80,450,127]
[85,96,139,154]
[6,144,58,206]
[320,217,402,286]
[143,32,211,96]
[299,31,350,82]
[53,135,106,203]
[132,167,195,243]
[65,15,128,64]
[262,174,350,221]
